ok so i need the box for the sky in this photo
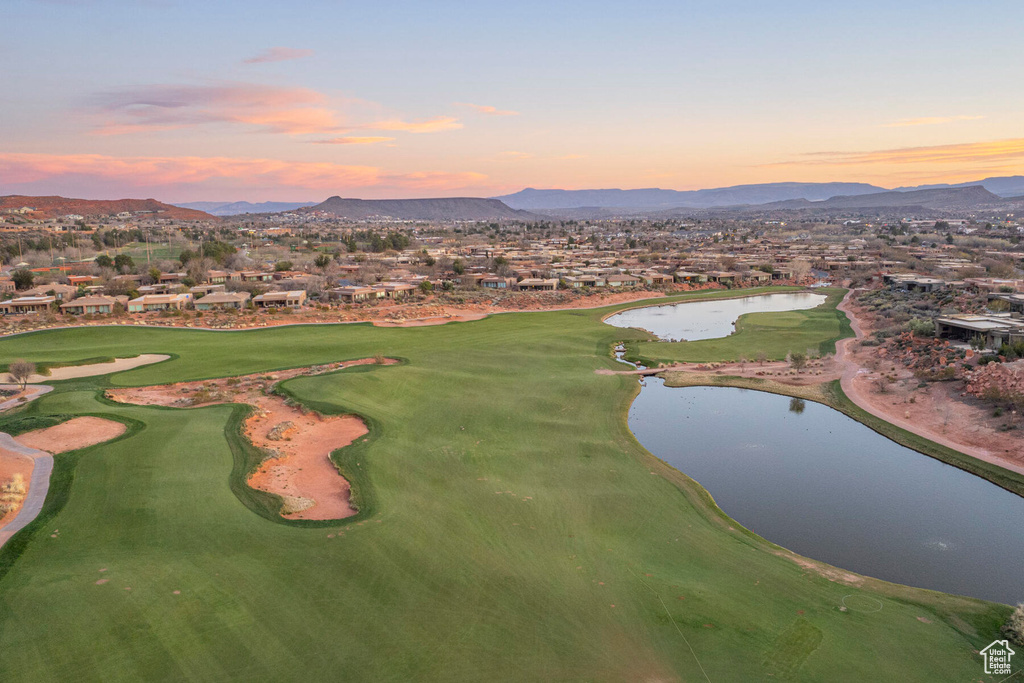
[2,0,1023,202]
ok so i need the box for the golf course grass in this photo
[624,287,852,365]
[0,287,1013,681]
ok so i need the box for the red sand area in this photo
[107,359,395,520]
[0,451,33,527]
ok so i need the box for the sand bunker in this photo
[372,312,488,327]
[15,417,127,454]
[107,358,395,520]
[13,354,170,383]
[0,449,34,527]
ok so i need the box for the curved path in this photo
[835,290,1024,477]
[0,433,53,549]
[0,385,52,412]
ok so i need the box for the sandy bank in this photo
[10,354,170,384]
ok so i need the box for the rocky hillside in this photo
[0,195,216,221]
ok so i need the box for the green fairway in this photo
[625,287,852,365]
[114,242,187,263]
[0,288,1012,681]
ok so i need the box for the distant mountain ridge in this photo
[304,196,537,221]
[893,175,1024,198]
[494,183,886,210]
[0,195,215,221]
[494,176,1024,210]
[174,200,314,216]
[760,185,1003,211]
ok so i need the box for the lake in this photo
[605,292,826,341]
[628,382,1024,604]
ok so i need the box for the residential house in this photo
[329,285,382,303]
[239,271,275,283]
[381,283,417,299]
[253,290,307,308]
[128,293,192,313]
[639,272,673,286]
[934,314,1024,349]
[481,276,516,289]
[516,278,558,291]
[0,295,56,314]
[190,284,226,296]
[605,274,640,287]
[194,291,250,310]
[60,295,125,315]
[674,271,707,284]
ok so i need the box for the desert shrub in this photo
[190,389,214,404]
[908,318,935,337]
[978,354,1000,365]
[1004,604,1024,646]
[998,341,1024,360]
[280,496,315,515]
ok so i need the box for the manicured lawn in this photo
[0,289,1010,681]
[625,287,852,365]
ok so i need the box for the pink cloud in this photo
[0,152,490,200]
[311,136,396,145]
[88,83,343,135]
[243,47,315,65]
[367,116,463,133]
[766,137,1024,168]
[455,102,519,117]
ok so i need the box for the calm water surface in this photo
[606,292,826,341]
[629,383,1024,604]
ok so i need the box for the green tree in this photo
[452,259,465,275]
[12,269,34,290]
[113,254,135,272]
[275,261,293,272]
[314,254,331,270]
[95,254,114,269]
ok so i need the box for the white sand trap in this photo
[10,354,170,383]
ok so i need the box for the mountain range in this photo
[493,176,1024,210]
[174,200,314,216]
[302,196,538,221]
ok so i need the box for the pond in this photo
[605,292,826,341]
[628,382,1024,604]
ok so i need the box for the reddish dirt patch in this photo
[107,359,396,520]
[0,449,34,527]
[15,417,127,454]
[245,406,367,520]
[836,292,1024,475]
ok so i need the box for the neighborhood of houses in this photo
[1,210,1022,349]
